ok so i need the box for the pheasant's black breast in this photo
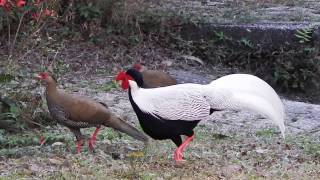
[128,89,199,141]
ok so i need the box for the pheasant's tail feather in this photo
[105,116,149,143]
[209,74,285,138]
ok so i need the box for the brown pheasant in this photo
[37,72,148,153]
[133,63,177,88]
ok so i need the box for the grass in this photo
[286,135,320,159]
[256,128,278,138]
[95,81,118,92]
[1,124,320,179]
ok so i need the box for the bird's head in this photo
[133,63,142,71]
[115,70,133,90]
[36,72,56,85]
[115,68,144,90]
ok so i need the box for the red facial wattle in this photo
[115,71,133,90]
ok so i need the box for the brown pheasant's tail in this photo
[105,115,149,143]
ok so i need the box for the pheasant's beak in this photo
[116,80,123,87]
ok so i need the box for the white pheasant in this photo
[116,68,286,162]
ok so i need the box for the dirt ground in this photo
[0,38,319,179]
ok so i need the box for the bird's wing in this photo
[132,85,211,121]
[47,98,92,128]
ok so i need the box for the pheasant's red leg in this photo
[174,134,195,162]
[76,139,84,153]
[88,126,101,151]
[179,134,195,152]
[70,128,84,153]
[39,136,46,146]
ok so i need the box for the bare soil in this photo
[0,37,319,179]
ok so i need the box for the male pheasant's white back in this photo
[208,74,285,138]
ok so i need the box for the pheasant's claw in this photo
[88,126,101,150]
[87,127,101,152]
[174,148,184,162]
[76,140,84,153]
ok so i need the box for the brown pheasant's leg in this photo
[40,136,46,146]
[70,128,84,153]
[35,129,46,146]
[88,125,101,151]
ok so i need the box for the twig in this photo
[17,22,48,58]
[9,11,27,58]
[6,13,11,51]
[17,41,51,61]
[24,117,47,128]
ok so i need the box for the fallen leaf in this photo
[161,60,173,67]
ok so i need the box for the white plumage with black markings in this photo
[128,74,285,138]
[116,68,286,162]
[129,82,210,121]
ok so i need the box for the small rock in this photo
[181,55,204,65]
[52,142,64,147]
[221,164,242,176]
[161,60,173,67]
[126,146,138,151]
[29,163,42,172]
[48,158,64,165]
[255,148,267,154]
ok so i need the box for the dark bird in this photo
[133,63,177,88]
[115,68,285,162]
[37,72,148,153]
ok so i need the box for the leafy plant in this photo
[96,81,118,92]
[0,131,40,148]
[295,27,313,43]
[0,0,58,72]
[214,31,231,41]
[273,52,319,91]
[0,73,14,84]
[239,38,254,48]
[286,135,320,160]
[77,3,101,21]
[0,99,21,127]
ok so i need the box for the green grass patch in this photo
[95,81,118,92]
[286,135,320,159]
[256,128,278,138]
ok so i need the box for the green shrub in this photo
[0,0,58,57]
